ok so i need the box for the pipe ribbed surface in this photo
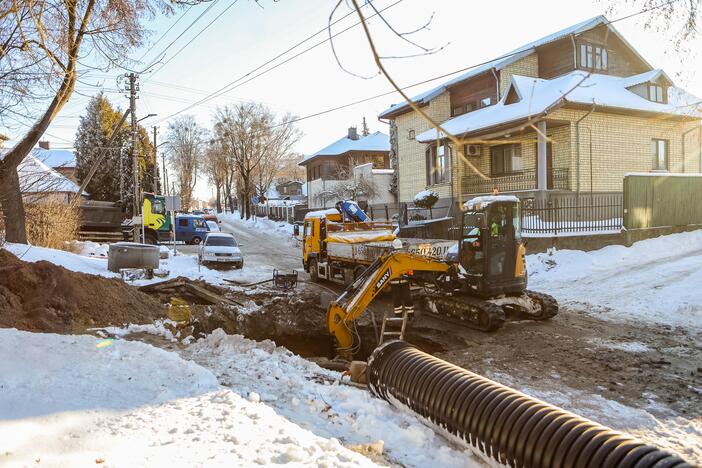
[367,341,691,468]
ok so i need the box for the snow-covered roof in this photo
[620,69,672,88]
[464,195,520,210]
[32,147,76,168]
[300,131,389,165]
[417,71,701,142]
[17,154,84,195]
[378,15,651,119]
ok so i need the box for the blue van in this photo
[175,215,209,244]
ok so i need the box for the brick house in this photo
[300,127,395,208]
[378,16,702,210]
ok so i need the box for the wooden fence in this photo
[624,174,702,229]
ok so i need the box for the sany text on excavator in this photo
[322,195,558,355]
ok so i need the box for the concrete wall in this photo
[525,224,702,253]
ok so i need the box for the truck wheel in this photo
[192,236,202,245]
[309,259,319,282]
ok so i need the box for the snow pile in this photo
[464,194,519,210]
[527,230,702,328]
[183,329,480,468]
[102,319,180,342]
[3,243,117,278]
[219,211,294,238]
[2,242,274,287]
[413,189,439,208]
[0,329,218,419]
[0,329,378,467]
[69,240,109,257]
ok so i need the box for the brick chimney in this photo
[347,126,359,140]
[38,140,50,150]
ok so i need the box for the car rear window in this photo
[206,236,236,247]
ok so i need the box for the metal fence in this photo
[462,167,569,194]
[520,194,623,236]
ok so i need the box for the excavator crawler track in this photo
[419,293,507,332]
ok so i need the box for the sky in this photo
[3,0,701,201]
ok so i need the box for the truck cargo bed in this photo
[327,238,456,264]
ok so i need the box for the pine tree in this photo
[74,94,157,205]
[74,94,128,201]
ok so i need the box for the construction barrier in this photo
[368,341,690,468]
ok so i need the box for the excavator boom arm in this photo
[326,251,451,353]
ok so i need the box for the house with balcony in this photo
[379,16,702,211]
[299,127,395,208]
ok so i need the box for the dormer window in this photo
[648,84,666,103]
[580,43,608,71]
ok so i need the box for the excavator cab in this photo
[458,198,526,297]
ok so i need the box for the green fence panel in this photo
[624,174,702,229]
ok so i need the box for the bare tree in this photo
[202,140,228,213]
[0,0,189,243]
[608,0,701,48]
[166,116,204,212]
[315,162,378,207]
[213,103,300,220]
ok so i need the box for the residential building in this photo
[15,153,85,204]
[299,127,395,208]
[33,141,78,183]
[378,16,702,209]
[275,180,304,198]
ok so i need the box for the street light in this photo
[137,113,157,123]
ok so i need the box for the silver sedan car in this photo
[198,232,243,269]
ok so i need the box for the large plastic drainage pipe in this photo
[367,341,691,468]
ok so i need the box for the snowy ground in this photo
[3,210,299,289]
[0,328,478,467]
[3,221,702,465]
[0,329,383,467]
[527,229,702,328]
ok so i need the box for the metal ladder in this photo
[379,309,410,344]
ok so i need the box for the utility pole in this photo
[127,73,140,241]
[153,126,160,193]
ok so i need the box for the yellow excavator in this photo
[326,196,558,355]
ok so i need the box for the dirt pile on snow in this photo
[0,249,165,333]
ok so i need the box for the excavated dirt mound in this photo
[0,249,165,333]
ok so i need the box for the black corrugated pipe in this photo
[368,341,691,468]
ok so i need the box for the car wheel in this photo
[236,260,244,270]
[192,236,202,245]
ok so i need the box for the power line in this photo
[146,0,240,80]
[137,4,195,62]
[154,0,401,123]
[142,0,221,71]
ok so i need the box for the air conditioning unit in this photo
[464,144,482,156]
